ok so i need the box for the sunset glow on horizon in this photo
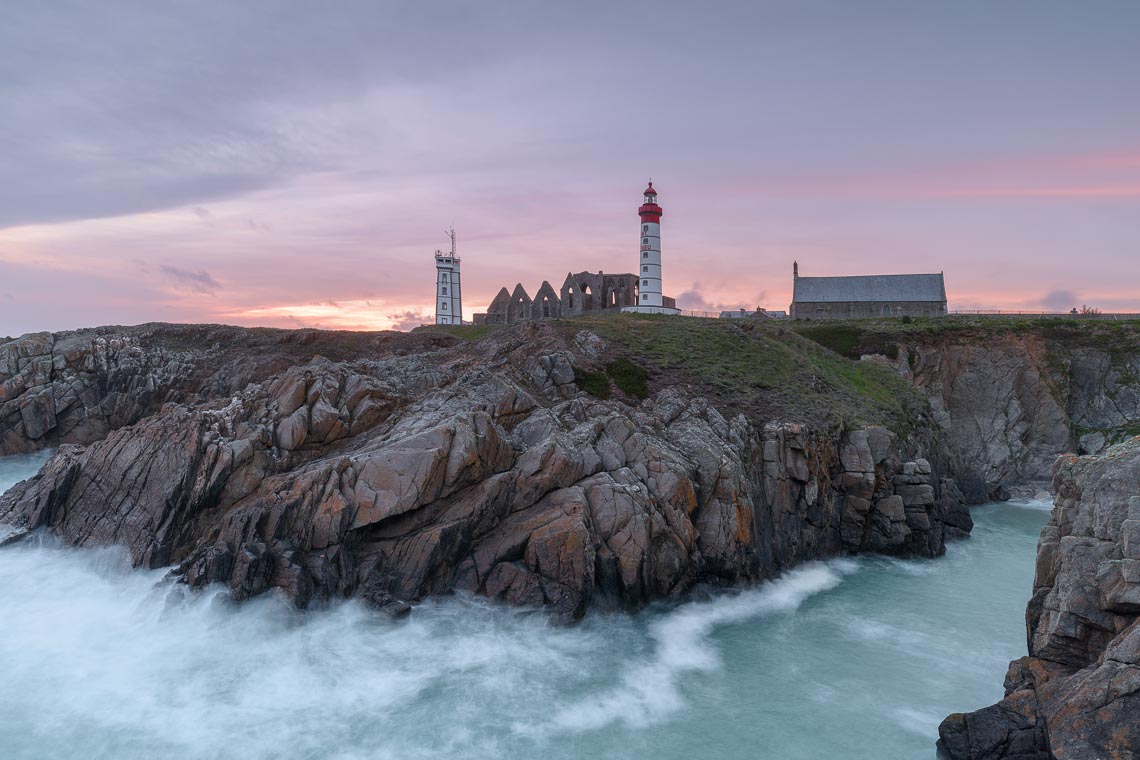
[2,2,1139,336]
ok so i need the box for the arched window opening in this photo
[580,283,592,310]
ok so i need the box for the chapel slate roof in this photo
[792,273,946,303]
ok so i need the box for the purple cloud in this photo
[159,265,222,295]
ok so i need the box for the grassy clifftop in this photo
[792,316,1140,362]
[420,314,1139,436]
[421,314,931,432]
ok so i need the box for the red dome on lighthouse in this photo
[638,180,662,224]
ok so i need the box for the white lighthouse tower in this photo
[434,228,463,325]
[623,181,679,315]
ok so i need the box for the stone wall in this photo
[791,300,948,319]
[474,271,639,325]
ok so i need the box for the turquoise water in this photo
[0,452,1048,760]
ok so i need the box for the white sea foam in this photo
[841,616,933,648]
[0,453,1048,760]
[0,536,604,760]
[877,555,940,576]
[0,449,52,494]
[890,706,946,736]
[543,560,859,734]
[1007,497,1055,512]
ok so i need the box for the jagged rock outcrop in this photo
[1068,348,1140,446]
[900,337,1070,496]
[938,437,1140,759]
[0,323,970,620]
[895,332,1140,501]
[0,324,457,455]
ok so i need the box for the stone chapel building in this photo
[789,262,948,319]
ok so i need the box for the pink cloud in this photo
[700,148,1140,201]
[940,184,1140,199]
[3,145,1139,337]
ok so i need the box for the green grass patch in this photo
[413,324,502,341]
[545,313,925,430]
[574,367,611,399]
[793,324,866,358]
[794,324,899,360]
[605,358,649,399]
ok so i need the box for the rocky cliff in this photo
[937,436,1140,759]
[795,320,1140,500]
[0,319,970,619]
[4,316,1134,624]
[0,325,457,454]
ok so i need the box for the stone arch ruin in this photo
[474,270,664,325]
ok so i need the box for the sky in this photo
[2,1,1138,335]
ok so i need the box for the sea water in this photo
[0,452,1048,760]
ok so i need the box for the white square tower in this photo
[434,228,463,325]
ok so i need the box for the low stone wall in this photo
[791,300,947,319]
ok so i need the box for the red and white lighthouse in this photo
[637,181,664,307]
[622,180,679,314]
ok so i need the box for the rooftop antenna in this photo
[445,226,457,257]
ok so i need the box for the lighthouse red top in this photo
[638,180,662,223]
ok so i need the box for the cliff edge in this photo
[795,319,1140,498]
[938,436,1140,759]
[0,317,968,619]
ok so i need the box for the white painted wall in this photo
[638,219,662,307]
[435,255,463,325]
